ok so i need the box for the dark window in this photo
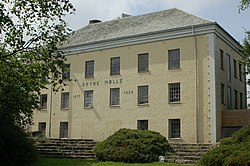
[138,53,148,72]
[85,60,94,78]
[169,83,181,103]
[59,122,68,138]
[40,94,47,110]
[221,84,225,104]
[169,119,181,138]
[62,64,70,79]
[227,54,231,82]
[110,88,120,106]
[138,85,149,105]
[240,92,243,109]
[234,90,238,109]
[84,90,93,108]
[168,49,180,69]
[220,49,224,70]
[137,120,148,130]
[233,59,237,78]
[239,63,242,81]
[227,87,232,110]
[110,57,120,75]
[61,92,69,109]
[38,122,46,137]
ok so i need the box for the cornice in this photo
[59,23,241,56]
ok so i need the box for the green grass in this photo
[29,158,186,166]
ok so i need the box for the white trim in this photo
[207,34,217,143]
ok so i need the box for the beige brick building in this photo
[32,8,246,144]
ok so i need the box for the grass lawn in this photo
[29,158,187,166]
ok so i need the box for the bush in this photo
[200,124,250,166]
[94,128,171,163]
[0,122,38,166]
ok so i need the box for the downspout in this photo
[192,26,199,143]
[49,84,53,138]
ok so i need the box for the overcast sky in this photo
[65,0,250,43]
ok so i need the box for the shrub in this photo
[200,124,250,166]
[0,122,38,166]
[94,128,171,163]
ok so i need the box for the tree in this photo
[239,0,250,11]
[0,0,75,126]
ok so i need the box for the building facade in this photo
[31,9,246,143]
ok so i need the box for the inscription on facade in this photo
[82,79,123,87]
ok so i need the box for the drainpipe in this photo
[192,26,199,143]
[49,84,53,138]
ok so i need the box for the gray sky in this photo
[65,0,250,43]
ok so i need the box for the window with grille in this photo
[233,59,237,78]
[38,122,46,137]
[110,57,120,75]
[84,90,93,108]
[110,88,120,106]
[169,83,181,103]
[40,94,47,110]
[168,49,180,69]
[221,84,225,104]
[240,92,243,109]
[62,64,70,79]
[234,90,238,109]
[138,85,148,105]
[169,119,180,138]
[220,49,224,70]
[61,92,69,109]
[59,122,68,138]
[137,120,148,130]
[85,60,94,78]
[239,64,242,81]
[138,53,148,72]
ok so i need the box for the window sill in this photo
[169,102,181,104]
[168,67,181,71]
[85,76,94,79]
[39,109,47,111]
[110,105,120,108]
[110,73,121,76]
[168,137,182,140]
[138,71,150,74]
[138,103,149,106]
[61,108,69,110]
[84,107,93,109]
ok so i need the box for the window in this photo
[110,88,120,106]
[234,90,238,109]
[169,119,181,138]
[240,92,243,109]
[137,120,148,130]
[84,90,93,108]
[227,54,231,82]
[40,94,47,110]
[59,122,68,138]
[239,63,242,81]
[233,59,237,78]
[168,49,180,69]
[169,83,181,103]
[138,53,148,72]
[62,64,70,79]
[227,87,232,110]
[61,92,69,109]
[110,57,120,75]
[138,85,149,105]
[220,49,224,70]
[85,60,94,78]
[38,122,46,137]
[221,84,225,104]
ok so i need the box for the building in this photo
[32,8,246,144]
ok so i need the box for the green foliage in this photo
[200,124,250,166]
[0,0,75,126]
[94,129,171,163]
[239,0,250,11]
[0,122,38,166]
